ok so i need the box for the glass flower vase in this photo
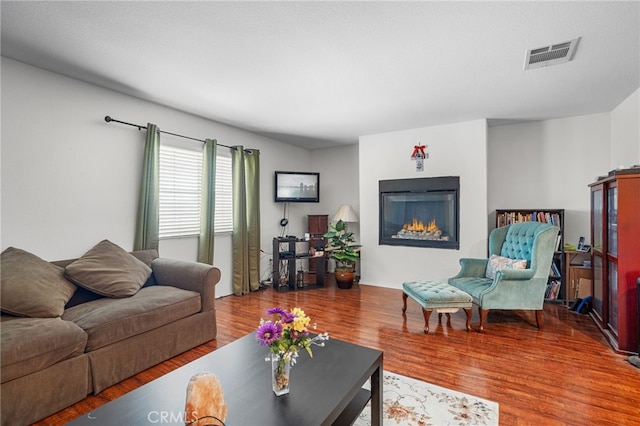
[271,353,291,396]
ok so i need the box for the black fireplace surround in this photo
[379,176,460,249]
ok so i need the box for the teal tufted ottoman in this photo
[402,280,473,333]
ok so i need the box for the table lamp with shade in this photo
[333,204,359,225]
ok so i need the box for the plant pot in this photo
[334,269,355,289]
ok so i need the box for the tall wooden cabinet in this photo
[307,215,328,277]
[589,171,640,354]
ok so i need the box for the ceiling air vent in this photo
[524,37,580,70]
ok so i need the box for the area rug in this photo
[354,371,499,426]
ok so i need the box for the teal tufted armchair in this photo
[448,221,559,331]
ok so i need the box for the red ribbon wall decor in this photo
[411,144,428,172]
[411,145,426,159]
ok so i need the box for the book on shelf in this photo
[545,280,561,300]
[496,210,561,228]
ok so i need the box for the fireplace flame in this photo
[403,218,440,233]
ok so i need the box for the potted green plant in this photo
[323,220,361,289]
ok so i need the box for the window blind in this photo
[159,144,203,238]
[159,143,233,238]
[214,155,233,233]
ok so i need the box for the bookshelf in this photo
[272,236,325,292]
[495,209,565,302]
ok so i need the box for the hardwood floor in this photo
[38,281,640,425]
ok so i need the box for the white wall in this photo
[611,88,640,169]
[488,113,611,246]
[0,58,319,297]
[309,144,360,272]
[359,120,488,288]
[3,57,637,294]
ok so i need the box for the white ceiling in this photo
[2,1,639,150]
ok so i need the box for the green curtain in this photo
[133,123,160,251]
[232,146,261,295]
[198,139,217,264]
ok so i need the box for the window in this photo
[159,144,202,238]
[214,155,233,232]
[159,142,232,238]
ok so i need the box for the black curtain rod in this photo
[104,116,235,149]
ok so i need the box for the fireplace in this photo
[379,176,460,249]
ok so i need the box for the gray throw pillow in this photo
[64,240,152,298]
[1,247,77,318]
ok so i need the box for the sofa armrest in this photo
[451,258,489,279]
[151,258,221,312]
[481,272,548,310]
[495,268,535,281]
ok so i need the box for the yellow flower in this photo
[291,307,305,317]
[290,308,311,332]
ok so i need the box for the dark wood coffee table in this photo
[69,333,383,425]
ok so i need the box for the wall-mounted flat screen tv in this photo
[274,171,320,203]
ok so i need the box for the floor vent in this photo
[524,37,580,70]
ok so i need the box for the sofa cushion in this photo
[448,276,493,301]
[1,247,77,318]
[130,249,159,267]
[132,249,159,287]
[0,315,87,383]
[62,286,201,351]
[485,254,527,279]
[64,240,152,298]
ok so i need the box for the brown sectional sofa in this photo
[0,246,221,426]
